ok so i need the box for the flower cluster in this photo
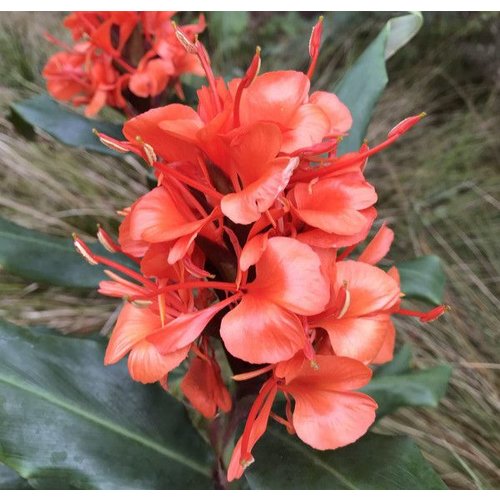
[43,11,205,117]
[74,19,447,481]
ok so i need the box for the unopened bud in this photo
[388,112,427,138]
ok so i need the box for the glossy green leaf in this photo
[0,463,32,490]
[10,94,124,156]
[0,217,136,288]
[364,364,452,418]
[397,255,446,305]
[336,13,423,153]
[0,320,214,489]
[246,426,446,489]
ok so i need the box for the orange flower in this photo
[228,354,377,481]
[43,11,206,116]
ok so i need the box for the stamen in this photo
[73,234,157,290]
[232,365,273,382]
[396,304,450,322]
[73,234,98,265]
[97,224,120,253]
[337,282,351,319]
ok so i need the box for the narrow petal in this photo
[358,224,394,265]
[240,232,269,272]
[227,383,277,481]
[180,357,232,418]
[372,319,396,364]
[148,300,230,354]
[220,295,305,364]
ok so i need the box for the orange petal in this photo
[128,340,189,384]
[148,300,230,354]
[281,103,330,154]
[129,186,204,243]
[334,261,400,317]
[314,315,392,364]
[238,70,310,128]
[310,91,353,135]
[249,237,330,315]
[220,295,305,364]
[221,157,298,225]
[372,319,396,364]
[227,383,277,481]
[180,357,232,418]
[292,390,376,450]
[358,223,394,265]
[240,232,269,272]
[104,304,161,365]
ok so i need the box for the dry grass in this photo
[0,12,498,489]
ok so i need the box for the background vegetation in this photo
[0,11,498,489]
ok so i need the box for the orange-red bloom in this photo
[43,11,205,117]
[72,17,449,483]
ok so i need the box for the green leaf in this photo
[335,12,423,153]
[0,320,214,489]
[374,344,413,377]
[364,365,452,418]
[0,463,32,490]
[397,255,446,305]
[246,426,446,489]
[0,217,136,288]
[10,94,124,156]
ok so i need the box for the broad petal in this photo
[229,122,282,185]
[292,390,376,450]
[285,355,373,392]
[314,315,392,364]
[249,237,330,315]
[239,71,310,128]
[293,176,377,234]
[104,304,161,365]
[129,186,204,243]
[281,103,330,154]
[220,295,305,364]
[128,340,189,384]
[123,104,202,162]
[296,207,377,248]
[358,223,394,265]
[221,157,298,225]
[335,261,400,317]
[310,91,353,135]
